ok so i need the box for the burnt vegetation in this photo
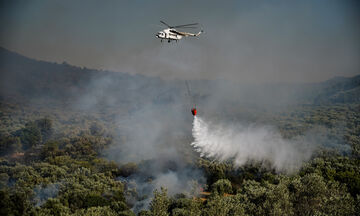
[0,47,360,215]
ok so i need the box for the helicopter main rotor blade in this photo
[173,23,198,28]
[176,26,198,29]
[160,20,172,28]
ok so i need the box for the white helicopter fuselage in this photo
[155,21,203,42]
[156,28,183,42]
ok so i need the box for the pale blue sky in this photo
[1,0,359,82]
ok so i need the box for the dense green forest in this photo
[1,47,360,215]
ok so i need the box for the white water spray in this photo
[191,116,314,173]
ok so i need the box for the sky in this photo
[1,0,359,83]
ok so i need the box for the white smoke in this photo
[33,183,60,207]
[191,116,315,173]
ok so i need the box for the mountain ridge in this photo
[1,46,359,106]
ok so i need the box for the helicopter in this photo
[156,20,203,43]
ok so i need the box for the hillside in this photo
[314,75,360,104]
[1,47,359,110]
[1,47,360,215]
[0,47,171,108]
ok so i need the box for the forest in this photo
[0,47,360,215]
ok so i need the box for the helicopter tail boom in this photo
[196,30,203,36]
[179,29,203,37]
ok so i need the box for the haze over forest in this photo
[1,1,360,216]
[1,44,360,215]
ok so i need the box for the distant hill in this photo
[0,47,179,110]
[0,47,359,110]
[0,46,99,100]
[314,75,360,104]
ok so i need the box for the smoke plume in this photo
[33,183,60,207]
[191,116,315,173]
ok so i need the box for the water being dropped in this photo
[191,116,314,173]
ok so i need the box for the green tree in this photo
[355,195,360,216]
[262,179,294,216]
[203,195,246,216]
[321,181,355,215]
[0,190,12,216]
[169,198,201,216]
[72,206,117,216]
[292,174,327,215]
[41,141,60,159]
[0,133,21,156]
[346,135,360,158]
[138,210,152,216]
[119,162,138,177]
[38,198,70,216]
[150,188,170,216]
[15,122,42,149]
[35,117,54,142]
[292,173,355,215]
[211,179,232,195]
[238,180,266,215]
[89,122,105,136]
